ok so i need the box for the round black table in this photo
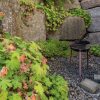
[70,40,90,77]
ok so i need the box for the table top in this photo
[70,43,90,52]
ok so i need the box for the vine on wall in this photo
[19,0,91,32]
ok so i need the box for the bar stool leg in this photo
[70,49,73,63]
[87,50,89,69]
[79,51,82,77]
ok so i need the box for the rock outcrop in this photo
[0,0,46,41]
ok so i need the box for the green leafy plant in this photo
[36,2,71,32]
[19,0,34,18]
[45,6,70,32]
[0,35,69,100]
[43,0,73,5]
[69,8,91,28]
[19,0,34,9]
[90,44,100,56]
[39,74,69,100]
[37,39,70,58]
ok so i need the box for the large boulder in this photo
[87,7,100,32]
[89,32,100,44]
[48,16,86,40]
[19,10,46,41]
[81,0,100,9]
[0,0,46,41]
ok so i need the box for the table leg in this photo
[79,51,82,77]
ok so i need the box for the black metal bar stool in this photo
[70,40,90,77]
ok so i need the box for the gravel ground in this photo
[48,55,100,100]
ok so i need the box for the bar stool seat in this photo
[70,40,90,77]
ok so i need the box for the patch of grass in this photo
[37,39,71,58]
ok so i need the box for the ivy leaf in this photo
[0,78,12,90]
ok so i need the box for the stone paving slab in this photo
[80,78,100,93]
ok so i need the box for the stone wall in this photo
[80,0,100,44]
[49,0,100,43]
[47,0,87,40]
[0,0,83,41]
[0,0,46,41]
[0,0,100,43]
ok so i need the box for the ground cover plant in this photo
[0,35,69,100]
[90,44,100,56]
[37,39,70,58]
